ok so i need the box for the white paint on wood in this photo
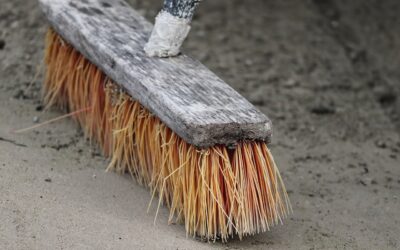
[144,11,191,57]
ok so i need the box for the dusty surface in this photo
[0,0,399,249]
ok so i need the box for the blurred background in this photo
[0,0,399,249]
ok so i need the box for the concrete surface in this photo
[0,0,399,249]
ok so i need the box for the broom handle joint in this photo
[144,0,201,58]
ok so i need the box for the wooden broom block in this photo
[38,0,272,148]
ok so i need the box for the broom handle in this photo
[144,0,201,57]
[162,0,201,21]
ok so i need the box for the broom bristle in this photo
[43,28,291,241]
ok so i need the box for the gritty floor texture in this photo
[0,0,399,249]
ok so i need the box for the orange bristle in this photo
[43,28,291,241]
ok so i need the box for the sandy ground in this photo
[1,0,399,249]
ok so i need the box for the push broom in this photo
[38,0,291,241]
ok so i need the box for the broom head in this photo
[40,0,291,241]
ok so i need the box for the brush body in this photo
[39,0,291,241]
[39,0,272,148]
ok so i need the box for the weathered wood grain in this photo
[38,0,272,148]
